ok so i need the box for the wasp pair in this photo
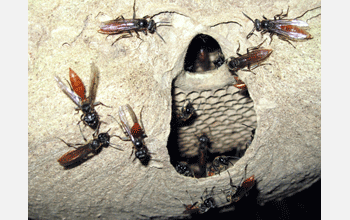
[55,64,151,167]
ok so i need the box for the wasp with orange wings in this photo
[55,63,108,130]
[226,39,273,74]
[57,126,122,167]
[243,6,320,48]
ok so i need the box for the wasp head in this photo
[254,19,262,31]
[98,132,110,148]
[147,19,156,33]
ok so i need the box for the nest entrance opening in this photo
[167,33,257,178]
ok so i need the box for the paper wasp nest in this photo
[28,0,320,219]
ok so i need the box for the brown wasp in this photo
[57,125,122,167]
[113,104,151,165]
[176,187,217,215]
[196,132,211,178]
[98,0,187,45]
[226,39,273,74]
[207,156,240,177]
[223,165,255,203]
[55,63,109,130]
[243,6,321,48]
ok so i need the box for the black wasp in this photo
[55,63,109,130]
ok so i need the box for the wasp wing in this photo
[99,19,139,34]
[273,19,309,27]
[88,62,100,105]
[57,144,92,167]
[118,105,136,143]
[55,76,82,107]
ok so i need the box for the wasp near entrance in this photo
[243,6,321,48]
[223,165,255,203]
[55,63,109,130]
[207,156,240,177]
[226,39,272,74]
[176,187,217,215]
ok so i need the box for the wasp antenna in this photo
[155,30,166,43]
[156,21,171,24]
[210,21,242,28]
[150,11,189,19]
[109,143,124,151]
[242,12,254,23]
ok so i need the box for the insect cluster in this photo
[53,0,320,216]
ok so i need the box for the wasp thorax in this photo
[90,139,100,151]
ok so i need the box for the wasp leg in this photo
[278,35,296,48]
[294,6,321,20]
[93,101,112,108]
[236,41,242,56]
[274,6,289,20]
[247,39,267,53]
[111,31,134,46]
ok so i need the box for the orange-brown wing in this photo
[241,175,255,191]
[57,145,92,167]
[69,68,87,101]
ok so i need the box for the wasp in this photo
[194,48,225,72]
[243,6,321,48]
[184,34,226,72]
[175,161,194,177]
[223,165,255,203]
[55,63,109,130]
[57,125,122,167]
[207,156,240,177]
[196,133,211,178]
[176,99,201,123]
[114,104,151,165]
[226,39,273,74]
[98,0,187,45]
[175,187,217,215]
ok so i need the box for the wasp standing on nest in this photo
[98,0,187,45]
[207,156,240,177]
[176,99,201,123]
[242,6,321,48]
[222,164,255,203]
[175,187,217,215]
[54,63,109,130]
[226,39,273,75]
